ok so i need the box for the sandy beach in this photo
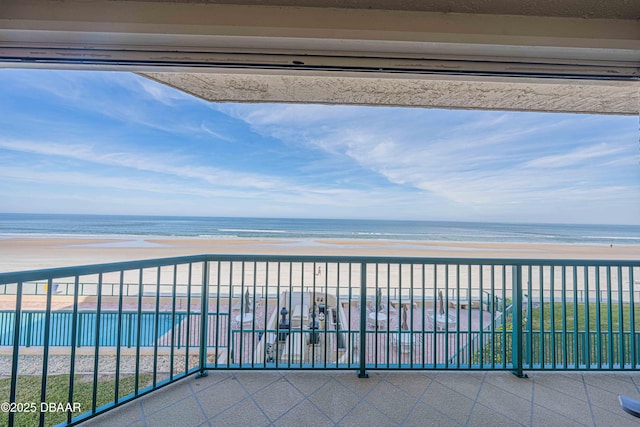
[1,236,639,273]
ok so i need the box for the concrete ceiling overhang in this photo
[1,0,639,114]
[141,72,639,115]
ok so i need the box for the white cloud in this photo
[133,77,194,105]
[0,137,282,190]
[200,123,235,142]
[524,143,628,168]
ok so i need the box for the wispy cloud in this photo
[0,137,283,190]
[200,123,235,142]
[132,76,195,105]
[524,143,628,168]
[0,70,236,143]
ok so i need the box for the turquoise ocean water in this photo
[0,213,639,245]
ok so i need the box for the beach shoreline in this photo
[1,236,639,273]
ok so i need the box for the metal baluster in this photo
[299,263,305,369]
[595,266,602,369]
[287,263,293,369]
[386,264,390,367]
[114,271,124,404]
[358,262,368,378]
[550,267,556,369]
[152,267,161,387]
[617,265,624,369]
[572,266,579,368]
[629,267,636,368]
[540,267,545,368]
[490,265,495,369]
[252,262,257,368]
[607,266,614,369]
[185,263,193,374]
[467,265,471,368]
[373,263,378,369]
[135,269,143,394]
[170,265,177,379]
[275,263,281,369]
[214,262,221,369]
[323,261,328,369]
[524,266,531,368]
[227,263,233,367]
[410,264,415,369]
[336,263,340,368]
[478,265,482,368]
[8,282,23,427]
[239,262,245,368]
[422,264,427,368]
[347,264,352,367]
[583,266,590,369]
[91,273,103,414]
[39,278,54,426]
[512,265,526,378]
[198,261,210,377]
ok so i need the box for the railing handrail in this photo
[0,309,230,315]
[1,253,638,284]
[0,255,210,283]
[206,254,640,268]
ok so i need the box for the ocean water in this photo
[0,213,639,245]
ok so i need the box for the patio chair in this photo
[390,332,422,353]
[365,304,377,329]
[426,310,457,330]
[426,310,435,327]
[619,395,640,418]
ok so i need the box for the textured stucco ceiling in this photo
[118,0,640,19]
[142,72,640,114]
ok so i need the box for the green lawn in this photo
[0,373,154,427]
[473,302,640,367]
[529,302,640,332]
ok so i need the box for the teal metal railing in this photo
[0,255,638,426]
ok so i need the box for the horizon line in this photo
[1,212,638,228]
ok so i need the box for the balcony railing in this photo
[0,255,637,426]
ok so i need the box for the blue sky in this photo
[0,69,638,224]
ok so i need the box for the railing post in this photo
[358,262,368,378]
[39,278,54,426]
[8,282,23,427]
[512,264,527,378]
[197,260,210,378]
[25,312,32,347]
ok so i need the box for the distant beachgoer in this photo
[316,266,322,276]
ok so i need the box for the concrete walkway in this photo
[83,370,640,426]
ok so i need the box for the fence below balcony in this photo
[0,255,638,426]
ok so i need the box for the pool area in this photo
[0,310,185,347]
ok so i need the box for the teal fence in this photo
[0,255,638,426]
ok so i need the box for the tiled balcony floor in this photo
[83,370,640,426]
